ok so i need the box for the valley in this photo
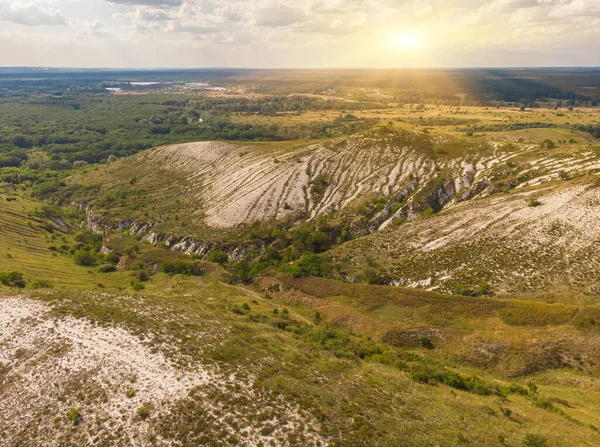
[2,68,600,446]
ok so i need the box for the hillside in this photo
[3,169,600,446]
[3,97,600,446]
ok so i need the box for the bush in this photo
[131,282,145,291]
[523,434,547,447]
[271,229,287,241]
[73,249,96,266]
[362,267,382,285]
[263,246,281,262]
[162,260,203,276]
[283,253,332,278]
[420,207,435,218]
[103,252,120,264]
[0,271,26,288]
[228,259,251,283]
[98,264,117,273]
[136,406,150,420]
[66,408,82,426]
[26,280,52,289]
[539,139,556,150]
[206,250,229,265]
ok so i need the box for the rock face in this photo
[138,132,438,228]
[75,131,600,265]
[335,181,600,295]
[73,201,265,262]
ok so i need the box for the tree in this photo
[207,250,229,265]
[362,267,381,285]
[73,249,95,266]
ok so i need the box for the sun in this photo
[390,33,422,51]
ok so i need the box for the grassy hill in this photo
[3,164,600,446]
[2,100,600,446]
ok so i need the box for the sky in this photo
[0,0,599,68]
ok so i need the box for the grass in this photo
[3,102,600,445]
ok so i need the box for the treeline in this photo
[458,121,600,138]
[0,94,379,168]
[186,95,383,114]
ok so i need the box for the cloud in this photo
[0,1,67,26]
[77,19,110,37]
[139,9,171,21]
[252,4,307,27]
[549,0,600,18]
[1,0,600,67]
[106,0,182,6]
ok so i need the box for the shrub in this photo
[136,406,150,420]
[283,253,332,278]
[131,282,145,291]
[263,246,281,262]
[453,284,474,296]
[523,434,547,447]
[271,229,287,241]
[66,408,82,426]
[313,311,323,325]
[103,252,120,264]
[310,175,330,201]
[420,207,435,218]
[73,249,96,266]
[26,280,52,289]
[362,267,382,285]
[478,283,491,296]
[527,196,541,207]
[98,264,117,273]
[228,259,251,283]
[162,260,203,276]
[206,250,229,265]
[0,271,26,288]
[539,139,556,150]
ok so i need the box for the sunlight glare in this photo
[390,33,422,51]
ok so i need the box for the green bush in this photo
[98,264,117,273]
[282,253,332,278]
[26,280,52,289]
[73,249,96,266]
[131,282,145,291]
[228,259,251,283]
[136,406,150,420]
[362,267,382,285]
[162,260,203,276]
[66,408,82,426]
[523,434,547,447]
[263,246,281,262]
[420,207,435,218]
[103,252,120,264]
[206,250,229,265]
[0,271,26,288]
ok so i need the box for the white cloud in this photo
[106,0,182,6]
[0,1,67,26]
[0,0,599,67]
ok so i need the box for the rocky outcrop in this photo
[72,201,268,262]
